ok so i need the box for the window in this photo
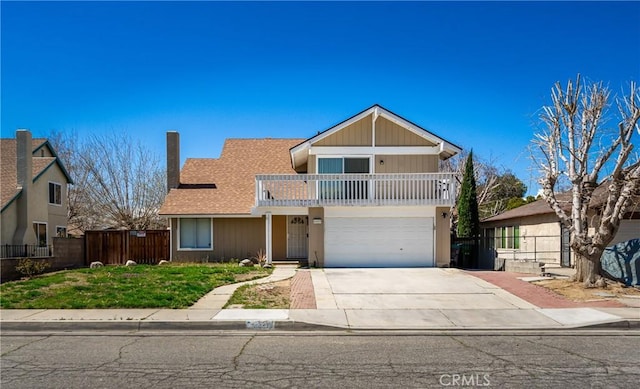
[49,182,62,205]
[179,218,212,250]
[495,226,520,249]
[318,157,370,200]
[33,222,47,247]
[56,226,67,237]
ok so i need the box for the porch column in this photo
[265,212,273,265]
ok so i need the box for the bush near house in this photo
[0,263,271,309]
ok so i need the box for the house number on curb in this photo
[245,320,275,330]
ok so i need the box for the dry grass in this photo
[225,279,291,309]
[534,278,640,302]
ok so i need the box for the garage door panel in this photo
[325,217,434,267]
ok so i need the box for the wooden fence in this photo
[84,230,170,265]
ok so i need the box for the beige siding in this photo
[0,201,18,245]
[213,218,265,260]
[42,166,68,242]
[171,217,266,262]
[375,116,435,146]
[308,207,324,267]
[272,215,287,260]
[315,114,372,146]
[308,155,317,174]
[37,145,54,157]
[435,207,451,267]
[8,163,70,246]
[482,213,639,265]
[483,214,563,264]
[374,155,438,173]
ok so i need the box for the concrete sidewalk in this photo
[1,266,638,332]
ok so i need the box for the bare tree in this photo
[50,131,167,231]
[441,151,527,220]
[48,130,91,232]
[531,75,640,287]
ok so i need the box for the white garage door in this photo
[324,217,434,267]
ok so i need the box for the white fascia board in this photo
[377,108,444,144]
[290,107,377,170]
[380,109,443,143]
[290,107,376,155]
[375,108,461,157]
[439,141,462,155]
[309,146,441,155]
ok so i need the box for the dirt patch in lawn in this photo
[533,278,640,302]
[226,279,291,309]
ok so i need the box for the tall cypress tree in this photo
[457,150,480,238]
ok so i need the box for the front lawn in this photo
[0,263,271,309]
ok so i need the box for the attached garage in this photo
[324,216,434,267]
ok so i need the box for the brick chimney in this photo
[166,131,180,192]
[13,129,36,245]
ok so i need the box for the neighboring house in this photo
[1,130,73,257]
[480,187,640,267]
[159,105,461,267]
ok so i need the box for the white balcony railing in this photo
[255,173,457,207]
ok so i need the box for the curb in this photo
[2,319,638,332]
[579,320,640,330]
[0,320,343,332]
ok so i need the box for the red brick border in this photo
[290,270,317,309]
[467,271,625,308]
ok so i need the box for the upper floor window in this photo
[56,226,67,238]
[318,157,370,200]
[49,182,62,205]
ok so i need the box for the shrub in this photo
[15,258,51,278]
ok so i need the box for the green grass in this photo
[0,264,271,309]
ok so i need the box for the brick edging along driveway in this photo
[467,271,625,308]
[290,270,317,309]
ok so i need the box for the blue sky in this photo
[2,1,639,195]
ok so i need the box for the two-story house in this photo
[159,105,461,267]
[1,130,73,257]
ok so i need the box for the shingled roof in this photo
[1,138,58,209]
[159,138,304,215]
[483,183,640,222]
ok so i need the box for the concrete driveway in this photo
[311,267,537,310]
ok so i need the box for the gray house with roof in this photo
[1,130,73,257]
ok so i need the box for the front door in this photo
[287,216,308,259]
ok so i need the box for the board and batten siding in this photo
[375,116,435,147]
[171,217,266,262]
[374,155,438,173]
[315,114,373,146]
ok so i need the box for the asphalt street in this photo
[1,331,639,388]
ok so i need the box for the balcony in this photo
[255,173,457,207]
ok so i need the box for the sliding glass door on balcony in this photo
[318,157,369,201]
